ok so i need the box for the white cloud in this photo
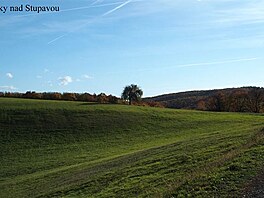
[0,85,17,90]
[58,76,73,86]
[83,74,93,79]
[6,73,13,79]
[76,75,93,82]
[36,75,42,79]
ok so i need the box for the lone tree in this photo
[121,84,143,105]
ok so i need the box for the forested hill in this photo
[144,87,264,113]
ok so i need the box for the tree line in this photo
[0,84,164,107]
[197,87,264,113]
[0,91,120,104]
[2,86,263,112]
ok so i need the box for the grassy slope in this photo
[0,98,263,197]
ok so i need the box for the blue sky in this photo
[0,0,263,97]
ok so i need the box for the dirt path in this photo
[243,169,264,198]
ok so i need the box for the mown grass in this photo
[0,97,263,197]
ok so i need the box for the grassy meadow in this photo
[0,98,263,197]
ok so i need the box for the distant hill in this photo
[144,87,264,112]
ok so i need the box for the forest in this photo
[145,87,264,113]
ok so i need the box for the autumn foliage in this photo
[0,91,119,104]
[145,87,264,113]
[197,87,264,113]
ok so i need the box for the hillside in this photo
[144,87,264,112]
[145,89,222,109]
[0,98,264,197]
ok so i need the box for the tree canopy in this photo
[121,84,143,105]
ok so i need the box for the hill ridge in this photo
[144,86,264,112]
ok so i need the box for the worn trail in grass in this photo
[0,98,263,197]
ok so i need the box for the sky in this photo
[0,0,264,97]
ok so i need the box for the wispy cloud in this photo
[91,0,104,6]
[61,2,121,12]
[47,81,53,87]
[16,2,122,18]
[58,76,73,86]
[6,73,13,79]
[25,18,94,36]
[177,57,259,68]
[0,85,17,90]
[102,0,132,16]
[83,74,93,79]
[0,16,26,28]
[75,74,94,82]
[213,1,264,25]
[106,57,260,74]
[47,34,67,45]
[48,0,133,44]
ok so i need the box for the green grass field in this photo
[0,98,263,197]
